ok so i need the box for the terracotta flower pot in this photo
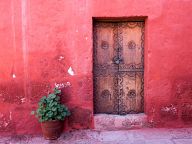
[41,120,63,140]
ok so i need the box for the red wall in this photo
[0,0,192,135]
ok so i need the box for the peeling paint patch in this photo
[68,67,75,76]
[0,83,25,104]
[160,104,178,120]
[0,112,13,132]
[161,104,177,114]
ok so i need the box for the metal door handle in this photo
[113,57,123,64]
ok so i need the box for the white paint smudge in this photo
[55,83,64,88]
[85,37,88,40]
[21,98,26,103]
[55,82,71,88]
[4,122,8,127]
[66,82,70,86]
[58,55,64,61]
[68,67,75,76]
[12,74,16,78]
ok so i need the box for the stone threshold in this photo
[94,113,150,130]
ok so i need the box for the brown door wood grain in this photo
[93,21,144,115]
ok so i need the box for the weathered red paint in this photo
[0,0,192,135]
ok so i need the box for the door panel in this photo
[94,76,118,114]
[118,73,136,114]
[94,23,117,66]
[119,72,144,114]
[94,21,144,115]
[118,22,144,114]
[93,22,119,114]
[119,22,144,71]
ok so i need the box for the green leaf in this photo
[53,111,57,116]
[40,96,47,102]
[48,94,56,99]
[57,115,62,120]
[54,88,61,94]
[55,96,60,101]
[49,102,54,107]
[44,117,48,121]
[52,107,57,111]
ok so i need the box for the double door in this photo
[93,21,144,115]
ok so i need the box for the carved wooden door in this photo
[93,21,144,115]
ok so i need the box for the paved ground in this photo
[0,128,192,144]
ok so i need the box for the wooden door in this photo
[93,21,144,115]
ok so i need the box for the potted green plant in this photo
[31,87,70,140]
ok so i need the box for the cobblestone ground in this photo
[0,128,192,144]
